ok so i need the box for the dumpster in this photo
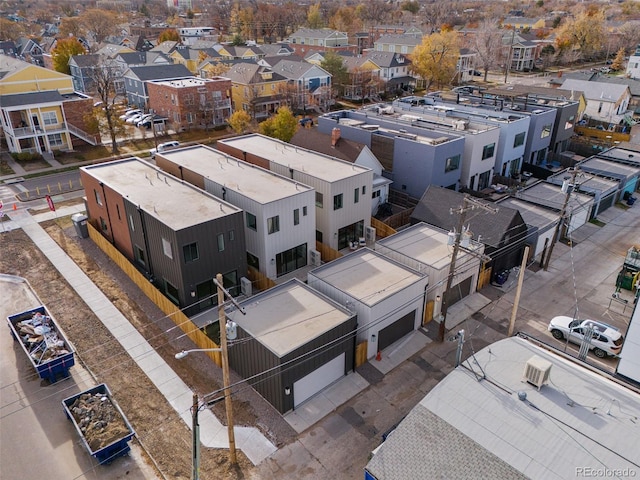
[62,384,136,464]
[7,305,75,383]
[71,213,89,238]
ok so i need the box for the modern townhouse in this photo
[122,64,192,109]
[308,248,429,361]
[155,145,316,281]
[80,157,247,317]
[146,76,232,130]
[227,278,357,413]
[318,107,470,197]
[217,134,374,253]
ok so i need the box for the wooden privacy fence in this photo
[477,264,492,290]
[247,266,276,292]
[355,340,368,367]
[371,217,396,239]
[88,223,222,366]
[316,241,343,262]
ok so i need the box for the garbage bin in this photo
[71,213,89,238]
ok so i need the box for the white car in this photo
[136,114,154,127]
[149,141,180,158]
[548,316,624,358]
[126,113,144,124]
[119,109,141,120]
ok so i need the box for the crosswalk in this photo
[0,185,19,214]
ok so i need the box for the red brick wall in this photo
[147,78,231,130]
[63,97,101,146]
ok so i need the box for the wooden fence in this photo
[355,341,368,367]
[247,266,276,293]
[316,241,343,262]
[370,217,397,239]
[88,223,222,366]
[477,264,492,290]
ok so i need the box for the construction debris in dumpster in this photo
[68,392,130,452]
[15,312,71,364]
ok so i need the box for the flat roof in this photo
[598,147,640,166]
[228,279,352,357]
[149,77,222,88]
[378,223,482,271]
[579,157,640,178]
[516,182,594,212]
[218,134,371,183]
[421,337,640,478]
[158,145,313,204]
[309,248,426,307]
[497,198,558,229]
[81,158,241,230]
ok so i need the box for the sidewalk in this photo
[4,206,276,465]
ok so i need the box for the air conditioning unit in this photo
[310,249,322,266]
[365,226,376,244]
[240,277,252,297]
[522,355,552,390]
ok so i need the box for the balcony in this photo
[9,123,68,138]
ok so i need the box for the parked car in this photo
[126,113,144,124]
[119,109,141,120]
[469,69,482,77]
[136,114,154,127]
[547,316,624,358]
[149,141,180,158]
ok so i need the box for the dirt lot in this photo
[1,209,296,479]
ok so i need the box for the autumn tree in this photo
[0,19,25,41]
[611,48,626,72]
[355,0,393,28]
[59,17,82,38]
[400,0,420,15]
[259,106,298,142]
[158,29,181,43]
[617,21,640,56]
[321,51,349,98]
[328,6,362,36]
[554,8,605,61]
[307,3,324,29]
[89,57,126,154]
[51,38,86,75]
[411,31,460,91]
[228,110,252,134]
[79,9,119,45]
[471,20,503,81]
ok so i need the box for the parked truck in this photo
[62,383,136,464]
[7,305,75,383]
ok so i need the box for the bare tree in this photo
[471,20,504,81]
[89,57,126,155]
[422,2,454,34]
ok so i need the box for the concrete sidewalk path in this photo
[5,208,276,465]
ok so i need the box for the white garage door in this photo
[293,352,345,408]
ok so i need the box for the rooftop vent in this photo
[522,355,552,390]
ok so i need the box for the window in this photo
[362,186,366,195]
[217,233,225,251]
[229,229,235,241]
[267,215,280,234]
[129,214,135,232]
[94,189,103,206]
[116,204,121,220]
[316,192,323,208]
[100,217,108,233]
[294,208,300,225]
[354,188,359,203]
[333,193,343,210]
[598,102,603,113]
[183,242,199,263]
[246,212,257,230]
[134,245,145,266]
[162,237,173,259]
[247,252,259,270]
[48,133,63,146]
[445,154,461,172]
[165,279,179,304]
[565,115,575,130]
[372,190,380,198]
[541,125,551,138]
[513,132,526,147]
[276,243,308,277]
[303,206,307,216]
[42,111,58,125]
[482,143,495,160]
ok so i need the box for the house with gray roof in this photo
[269,58,333,113]
[68,54,101,93]
[366,335,640,480]
[365,51,415,94]
[373,34,422,55]
[122,64,192,109]
[559,79,631,125]
[411,185,528,275]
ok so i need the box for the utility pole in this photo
[191,393,201,480]
[543,168,580,271]
[504,28,517,84]
[439,195,498,342]
[508,246,529,336]
[216,272,237,465]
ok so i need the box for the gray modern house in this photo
[80,157,247,316]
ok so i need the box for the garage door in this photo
[293,352,345,408]
[378,310,416,352]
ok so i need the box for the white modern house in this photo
[217,134,374,252]
[308,248,429,360]
[155,145,316,281]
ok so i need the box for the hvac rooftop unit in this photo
[310,249,322,266]
[240,277,252,297]
[365,226,376,244]
[522,355,552,390]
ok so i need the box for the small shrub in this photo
[11,152,44,162]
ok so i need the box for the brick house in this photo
[147,76,232,131]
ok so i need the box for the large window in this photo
[565,115,575,130]
[183,242,199,263]
[294,208,300,225]
[165,279,179,304]
[482,143,495,160]
[247,252,259,270]
[276,243,307,277]
[41,111,58,126]
[94,189,103,206]
[354,188,359,203]
[513,132,526,147]
[134,245,145,266]
[267,215,280,234]
[333,193,343,210]
[246,212,257,231]
[162,237,173,259]
[217,233,225,251]
[541,124,551,138]
[316,192,323,208]
[445,154,461,172]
